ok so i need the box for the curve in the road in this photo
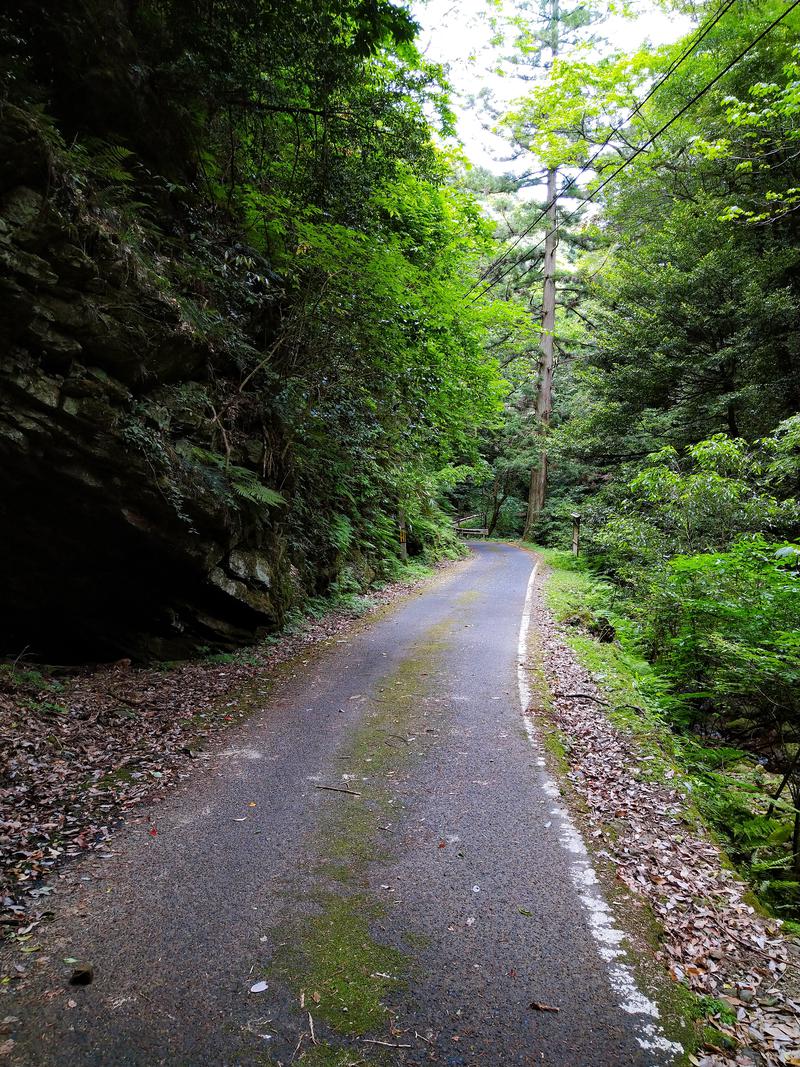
[6,542,681,1067]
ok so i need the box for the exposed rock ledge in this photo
[0,104,296,660]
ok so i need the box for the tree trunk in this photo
[791,779,800,877]
[523,163,558,541]
[522,0,559,543]
[487,474,510,537]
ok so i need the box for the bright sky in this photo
[413,0,694,173]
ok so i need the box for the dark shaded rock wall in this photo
[0,105,294,660]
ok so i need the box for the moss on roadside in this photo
[541,726,569,774]
[273,895,406,1036]
[520,546,789,1062]
[264,618,453,1051]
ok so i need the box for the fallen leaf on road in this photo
[535,574,800,1066]
[0,566,448,932]
[529,1002,560,1013]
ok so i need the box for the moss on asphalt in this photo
[265,618,453,1053]
[274,895,405,1036]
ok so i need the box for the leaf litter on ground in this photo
[0,565,452,936]
[532,571,800,1067]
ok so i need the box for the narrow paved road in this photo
[8,543,680,1066]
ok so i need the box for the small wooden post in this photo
[398,508,408,560]
[571,512,581,556]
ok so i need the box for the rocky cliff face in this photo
[0,104,297,660]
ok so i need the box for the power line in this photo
[468,0,739,296]
[470,0,799,304]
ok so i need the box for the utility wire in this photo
[470,0,799,304]
[468,0,739,295]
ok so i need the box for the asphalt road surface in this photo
[6,542,680,1066]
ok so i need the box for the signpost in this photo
[399,509,408,560]
[571,512,581,556]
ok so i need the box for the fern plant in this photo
[186,446,284,512]
[79,138,135,184]
[329,513,354,553]
[229,467,285,509]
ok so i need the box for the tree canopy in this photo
[2,0,799,911]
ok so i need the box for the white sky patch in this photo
[414,0,693,181]
[516,560,682,1065]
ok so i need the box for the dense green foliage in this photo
[541,5,800,778]
[2,0,513,606]
[3,0,799,907]
[448,0,800,900]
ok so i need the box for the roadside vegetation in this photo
[1,0,798,1035]
[537,546,800,929]
[445,0,800,924]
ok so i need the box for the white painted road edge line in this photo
[517,559,682,1065]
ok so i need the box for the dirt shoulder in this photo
[528,552,800,1067]
[0,559,465,938]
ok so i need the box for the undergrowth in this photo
[533,546,800,929]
